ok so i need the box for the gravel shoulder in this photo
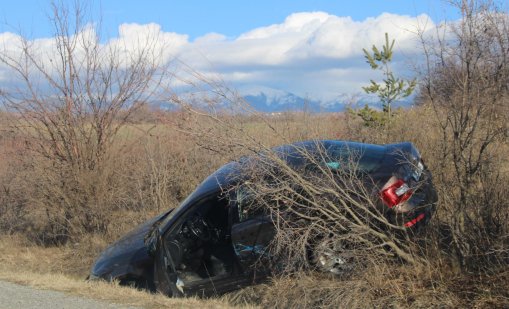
[0,280,141,309]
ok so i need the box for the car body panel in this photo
[90,210,171,287]
[231,214,276,269]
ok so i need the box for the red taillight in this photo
[404,213,426,227]
[380,179,412,208]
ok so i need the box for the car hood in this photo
[90,211,170,279]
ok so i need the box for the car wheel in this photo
[311,238,355,275]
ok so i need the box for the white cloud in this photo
[176,11,434,99]
[108,23,188,66]
[181,12,433,67]
[0,12,435,101]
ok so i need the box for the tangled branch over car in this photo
[90,140,437,297]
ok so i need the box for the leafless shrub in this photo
[0,1,173,243]
[230,142,426,277]
[121,129,224,212]
[418,0,509,268]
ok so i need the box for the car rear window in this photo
[274,140,387,173]
[322,141,386,173]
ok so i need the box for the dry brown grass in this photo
[1,235,507,309]
[227,263,509,309]
[0,236,254,309]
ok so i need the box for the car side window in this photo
[235,185,266,223]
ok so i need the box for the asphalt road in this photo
[0,280,141,309]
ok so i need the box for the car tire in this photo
[310,238,355,275]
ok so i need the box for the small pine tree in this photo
[359,33,416,126]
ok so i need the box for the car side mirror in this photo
[144,227,160,257]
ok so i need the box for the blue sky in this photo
[0,1,462,103]
[1,0,457,39]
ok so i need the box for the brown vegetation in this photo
[0,0,508,308]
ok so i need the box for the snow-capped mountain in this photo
[158,85,412,112]
[239,86,399,113]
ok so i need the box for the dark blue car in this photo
[90,140,437,297]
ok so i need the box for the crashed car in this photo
[90,140,437,297]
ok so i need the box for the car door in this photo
[230,186,276,274]
[156,192,258,297]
